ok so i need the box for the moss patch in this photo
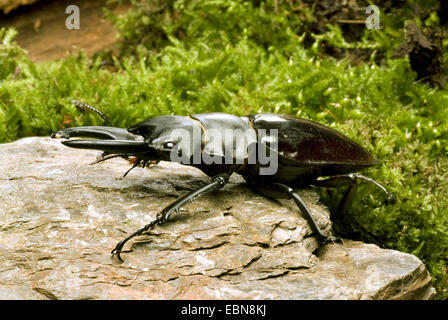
[1,0,447,298]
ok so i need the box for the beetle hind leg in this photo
[312,173,395,215]
[312,174,395,244]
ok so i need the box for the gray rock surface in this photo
[0,137,436,299]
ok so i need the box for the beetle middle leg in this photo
[111,173,230,262]
[249,182,341,245]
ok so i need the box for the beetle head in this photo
[128,116,202,158]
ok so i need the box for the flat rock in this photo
[0,137,436,299]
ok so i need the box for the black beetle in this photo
[52,101,394,261]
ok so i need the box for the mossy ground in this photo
[1,0,447,298]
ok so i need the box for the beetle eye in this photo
[164,142,175,149]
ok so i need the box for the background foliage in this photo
[1,0,447,298]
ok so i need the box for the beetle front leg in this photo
[111,173,230,262]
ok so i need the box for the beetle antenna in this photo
[122,159,151,178]
[122,160,143,178]
[72,100,114,126]
[90,153,129,165]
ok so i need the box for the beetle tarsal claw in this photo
[111,215,164,261]
[320,236,343,245]
[386,193,396,204]
[111,237,130,263]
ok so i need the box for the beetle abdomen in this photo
[248,114,377,175]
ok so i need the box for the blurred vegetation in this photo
[0,0,447,298]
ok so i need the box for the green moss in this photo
[1,0,447,298]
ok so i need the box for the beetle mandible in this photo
[52,100,394,261]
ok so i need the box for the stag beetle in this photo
[52,101,394,261]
